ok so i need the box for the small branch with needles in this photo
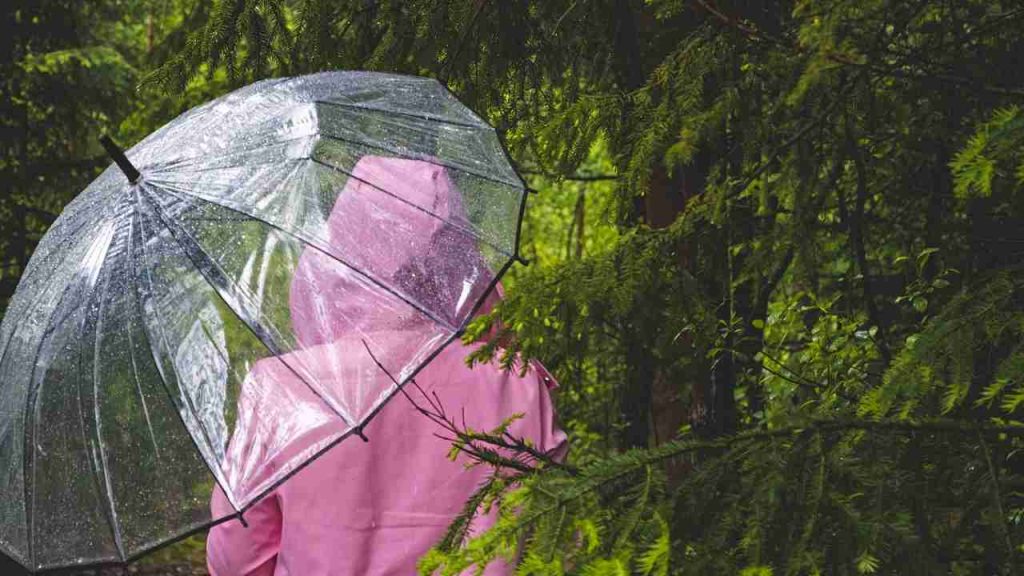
[361,340,576,475]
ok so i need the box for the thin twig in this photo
[360,340,573,474]
[726,107,837,201]
[756,350,857,402]
[440,0,490,84]
[519,169,620,182]
[978,429,1018,568]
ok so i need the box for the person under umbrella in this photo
[206,155,567,575]
[0,72,550,573]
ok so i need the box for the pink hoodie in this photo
[206,156,566,575]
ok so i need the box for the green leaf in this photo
[912,296,928,313]
[856,552,880,574]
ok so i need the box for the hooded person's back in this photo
[206,156,566,575]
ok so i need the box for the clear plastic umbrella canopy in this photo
[0,71,526,572]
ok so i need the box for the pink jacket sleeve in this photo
[528,360,569,460]
[207,488,282,576]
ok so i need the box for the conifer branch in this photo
[360,340,574,475]
[519,169,619,182]
[439,0,490,84]
[693,0,1024,98]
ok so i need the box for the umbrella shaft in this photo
[100,135,141,184]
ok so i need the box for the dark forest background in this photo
[5,1,1024,574]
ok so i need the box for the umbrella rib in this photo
[143,132,522,245]
[19,224,116,570]
[125,78,293,164]
[143,94,491,174]
[149,157,300,176]
[194,315,260,409]
[22,328,61,570]
[148,157,514,263]
[143,133,317,174]
[87,226,128,557]
[0,224,101,568]
[314,99,486,129]
[318,132,521,189]
[0,217,96,376]
[128,200,246,516]
[125,306,162,459]
[149,181,458,334]
[76,225,127,561]
[137,186,361,430]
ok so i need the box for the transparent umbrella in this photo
[0,71,527,573]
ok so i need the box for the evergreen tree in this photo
[23,0,1024,573]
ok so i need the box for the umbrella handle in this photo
[99,135,141,184]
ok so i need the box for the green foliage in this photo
[420,419,1024,575]
[951,107,1024,199]
[419,451,670,575]
[861,261,1024,430]
[11,0,1024,573]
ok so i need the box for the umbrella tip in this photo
[99,135,141,184]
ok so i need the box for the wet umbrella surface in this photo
[0,72,526,572]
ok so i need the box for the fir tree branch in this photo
[439,0,490,84]
[693,0,1024,99]
[476,416,1024,544]
[519,169,620,182]
[725,109,834,201]
[360,340,574,475]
